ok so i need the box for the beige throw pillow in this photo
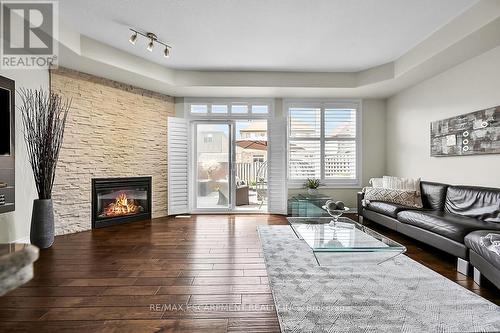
[363,187,423,208]
[383,176,421,195]
[369,178,384,188]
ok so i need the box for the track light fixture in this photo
[129,31,137,44]
[147,39,154,52]
[128,28,172,59]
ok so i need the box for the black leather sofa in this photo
[465,231,500,289]
[357,181,500,288]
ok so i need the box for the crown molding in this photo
[55,1,500,98]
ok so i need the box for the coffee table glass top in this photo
[287,217,406,253]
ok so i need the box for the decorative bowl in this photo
[321,204,350,225]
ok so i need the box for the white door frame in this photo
[190,120,234,214]
[189,119,269,214]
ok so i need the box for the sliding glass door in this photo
[194,122,232,210]
[192,120,269,213]
[234,120,268,212]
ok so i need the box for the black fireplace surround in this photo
[92,177,152,229]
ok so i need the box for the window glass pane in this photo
[251,105,269,114]
[289,140,321,179]
[325,140,356,179]
[324,109,356,138]
[191,104,208,114]
[196,124,230,209]
[289,107,321,138]
[211,105,228,114]
[231,105,248,114]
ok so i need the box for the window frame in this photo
[185,98,274,119]
[284,99,362,188]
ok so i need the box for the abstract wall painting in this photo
[430,106,500,157]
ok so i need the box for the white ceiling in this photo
[58,0,476,72]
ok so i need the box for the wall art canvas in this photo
[430,106,500,156]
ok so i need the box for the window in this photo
[253,154,265,163]
[186,99,272,117]
[203,134,213,143]
[252,105,269,114]
[211,105,228,114]
[191,104,208,114]
[287,101,360,186]
[231,104,248,114]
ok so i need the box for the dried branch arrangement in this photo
[18,88,71,199]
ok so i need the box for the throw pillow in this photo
[363,187,423,208]
[369,178,384,188]
[383,176,421,195]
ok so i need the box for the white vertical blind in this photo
[324,108,356,138]
[268,119,287,214]
[168,117,189,215]
[324,108,357,179]
[289,140,321,179]
[324,140,356,179]
[289,107,321,137]
[287,104,360,184]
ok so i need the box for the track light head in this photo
[129,31,137,45]
[164,47,170,58]
[147,39,154,52]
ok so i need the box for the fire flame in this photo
[102,193,141,217]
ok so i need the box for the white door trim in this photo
[188,119,270,214]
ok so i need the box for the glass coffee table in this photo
[287,217,406,266]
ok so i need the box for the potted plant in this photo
[304,178,322,196]
[19,88,71,249]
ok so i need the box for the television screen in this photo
[0,87,10,156]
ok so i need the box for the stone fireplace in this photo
[50,68,173,235]
[92,177,152,228]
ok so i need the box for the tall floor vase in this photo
[30,199,55,249]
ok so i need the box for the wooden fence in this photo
[235,162,266,185]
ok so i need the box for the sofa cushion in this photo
[420,181,448,211]
[465,231,500,269]
[397,210,500,243]
[365,201,414,218]
[369,177,384,187]
[383,176,421,195]
[363,187,423,208]
[445,186,500,223]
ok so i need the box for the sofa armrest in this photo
[357,191,364,217]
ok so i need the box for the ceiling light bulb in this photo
[129,32,137,45]
[147,39,154,52]
[164,47,170,58]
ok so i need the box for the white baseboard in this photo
[12,236,30,244]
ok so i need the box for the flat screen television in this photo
[0,87,10,156]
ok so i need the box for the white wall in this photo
[387,45,500,187]
[174,97,185,117]
[0,69,49,243]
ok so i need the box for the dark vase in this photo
[30,199,55,249]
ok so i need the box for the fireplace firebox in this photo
[92,177,152,229]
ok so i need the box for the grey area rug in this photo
[258,226,500,333]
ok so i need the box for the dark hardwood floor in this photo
[0,214,498,332]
